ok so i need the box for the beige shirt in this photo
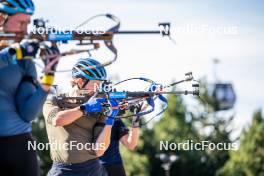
[43,96,106,164]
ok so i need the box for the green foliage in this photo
[218,110,264,176]
[119,80,234,176]
[121,138,149,176]
[148,95,205,176]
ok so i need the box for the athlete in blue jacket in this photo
[0,1,59,175]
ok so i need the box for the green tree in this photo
[148,95,204,176]
[121,134,149,176]
[137,80,233,176]
[193,81,234,175]
[218,110,264,176]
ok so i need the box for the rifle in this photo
[0,14,172,69]
[54,72,199,125]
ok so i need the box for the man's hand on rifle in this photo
[131,102,145,128]
[80,98,105,114]
[40,42,60,86]
[9,40,40,60]
[80,97,119,126]
[8,40,61,90]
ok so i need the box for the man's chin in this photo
[79,89,94,96]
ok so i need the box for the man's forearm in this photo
[127,127,140,149]
[52,107,83,126]
[94,125,112,156]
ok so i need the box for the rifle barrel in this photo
[127,91,196,96]
[102,91,198,99]
[115,30,161,34]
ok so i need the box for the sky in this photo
[33,0,264,138]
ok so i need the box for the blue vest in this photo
[0,48,47,136]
